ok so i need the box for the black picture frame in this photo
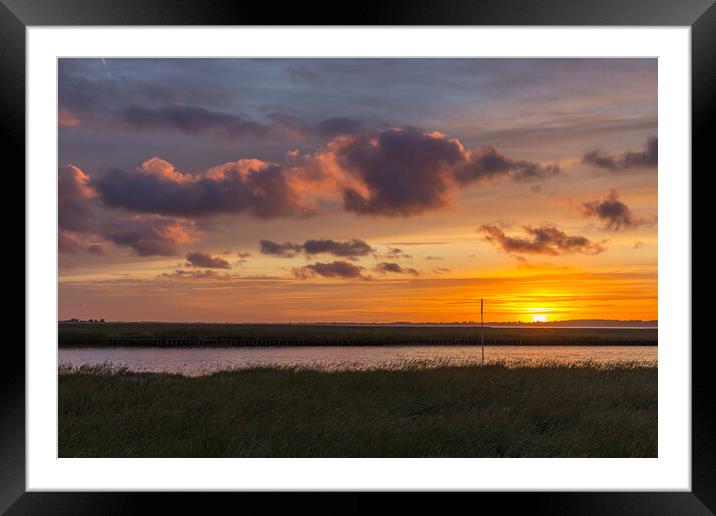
[4,0,710,513]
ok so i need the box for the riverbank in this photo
[59,361,657,457]
[59,322,658,347]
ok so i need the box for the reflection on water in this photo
[59,345,657,376]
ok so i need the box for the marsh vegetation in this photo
[58,361,657,458]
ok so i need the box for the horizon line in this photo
[59,318,658,326]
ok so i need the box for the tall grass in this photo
[58,361,657,458]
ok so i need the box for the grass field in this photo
[59,362,657,457]
[58,322,658,347]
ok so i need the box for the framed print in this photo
[5,0,712,513]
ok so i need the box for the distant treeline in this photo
[488,319,658,328]
[58,322,658,348]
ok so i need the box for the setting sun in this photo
[531,314,548,323]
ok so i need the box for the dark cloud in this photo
[58,61,268,137]
[160,269,233,281]
[259,240,303,257]
[316,117,364,137]
[95,158,312,219]
[375,262,419,276]
[101,215,197,256]
[72,85,362,141]
[336,128,465,216]
[60,61,372,145]
[478,117,657,149]
[59,63,318,142]
[321,128,560,217]
[583,137,657,171]
[454,144,560,184]
[87,243,105,256]
[185,252,231,269]
[293,260,366,279]
[235,252,251,266]
[285,63,322,83]
[582,150,619,170]
[59,165,95,231]
[479,224,605,255]
[302,238,373,257]
[378,247,412,260]
[60,62,186,115]
[59,229,103,255]
[260,238,373,259]
[623,137,658,167]
[510,162,561,182]
[66,88,361,143]
[387,241,448,246]
[120,104,271,138]
[581,189,649,231]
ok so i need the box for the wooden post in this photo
[481,298,485,365]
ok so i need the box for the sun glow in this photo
[531,314,548,323]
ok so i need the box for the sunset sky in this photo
[58,58,657,323]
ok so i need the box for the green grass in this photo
[58,322,658,347]
[58,361,657,457]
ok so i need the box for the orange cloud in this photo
[59,107,80,127]
[58,165,95,231]
[96,158,314,218]
[101,215,199,256]
[138,157,195,184]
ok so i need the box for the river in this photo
[58,345,657,376]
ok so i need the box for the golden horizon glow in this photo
[59,267,658,323]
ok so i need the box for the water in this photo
[58,345,657,376]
